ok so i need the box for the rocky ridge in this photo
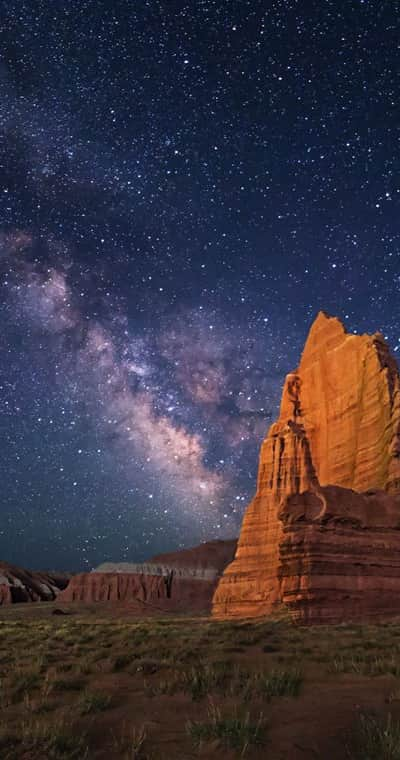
[58,539,237,610]
[0,562,70,605]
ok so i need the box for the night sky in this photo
[0,1,399,570]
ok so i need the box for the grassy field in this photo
[1,603,400,758]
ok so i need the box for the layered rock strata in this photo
[213,312,400,623]
[151,538,237,573]
[92,563,219,580]
[59,539,237,612]
[0,562,70,605]
[279,486,400,624]
[59,570,216,611]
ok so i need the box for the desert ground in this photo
[1,602,400,759]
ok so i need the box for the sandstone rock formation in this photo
[0,562,70,604]
[151,538,237,573]
[213,312,400,623]
[59,539,237,612]
[91,563,219,580]
[279,486,400,623]
[59,571,217,611]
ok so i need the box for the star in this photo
[0,0,397,569]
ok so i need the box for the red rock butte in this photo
[212,312,400,624]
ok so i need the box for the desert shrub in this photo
[227,666,302,700]
[78,690,112,714]
[251,668,303,699]
[0,719,87,759]
[128,725,147,759]
[111,724,147,759]
[183,662,232,700]
[9,668,41,702]
[187,701,266,755]
[151,662,302,702]
[330,654,400,677]
[112,654,135,672]
[348,712,400,759]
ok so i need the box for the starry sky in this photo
[0,1,399,570]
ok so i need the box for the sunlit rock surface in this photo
[213,312,400,623]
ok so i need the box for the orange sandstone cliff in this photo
[212,312,400,623]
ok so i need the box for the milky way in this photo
[0,1,399,569]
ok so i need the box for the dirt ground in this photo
[1,601,400,759]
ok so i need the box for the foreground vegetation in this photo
[1,605,400,757]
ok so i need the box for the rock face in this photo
[0,562,70,605]
[151,539,237,573]
[213,312,400,623]
[279,487,400,624]
[59,539,237,612]
[91,563,219,580]
[58,571,217,611]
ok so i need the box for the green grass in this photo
[78,690,112,715]
[348,713,400,759]
[111,725,147,759]
[330,654,400,677]
[181,661,232,700]
[251,668,303,699]
[0,719,88,759]
[112,654,136,671]
[127,725,147,759]
[150,660,231,699]
[53,677,86,692]
[186,701,266,755]
[9,668,42,702]
[150,662,302,702]
[4,612,400,758]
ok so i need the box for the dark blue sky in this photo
[0,0,399,569]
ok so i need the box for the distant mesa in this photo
[0,540,237,612]
[212,312,400,624]
[151,538,238,574]
[93,535,238,581]
[56,539,237,612]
